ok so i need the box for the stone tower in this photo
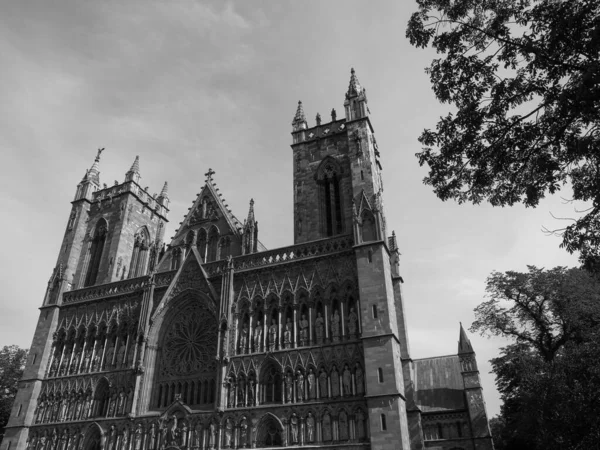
[291,69,411,449]
[1,152,169,450]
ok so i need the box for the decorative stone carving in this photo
[284,319,292,349]
[331,366,340,397]
[331,310,341,342]
[296,370,304,401]
[307,368,316,399]
[239,325,249,354]
[253,321,262,352]
[290,414,299,443]
[319,369,328,398]
[299,314,309,346]
[315,313,325,344]
[348,307,358,336]
[268,320,277,351]
[306,412,315,442]
[343,365,352,396]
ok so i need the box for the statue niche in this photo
[153,296,218,409]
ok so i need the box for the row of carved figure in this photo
[47,332,139,378]
[235,305,360,355]
[28,408,369,450]
[227,363,364,408]
[35,382,133,424]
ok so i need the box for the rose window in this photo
[159,302,217,378]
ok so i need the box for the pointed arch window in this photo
[129,227,150,278]
[84,219,107,287]
[361,210,377,242]
[316,158,344,237]
[219,236,232,260]
[206,227,219,262]
[197,228,208,261]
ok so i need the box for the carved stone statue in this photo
[116,342,126,368]
[331,366,340,397]
[209,422,217,448]
[248,379,255,406]
[307,368,316,399]
[331,310,341,342]
[82,350,92,373]
[348,307,358,336]
[356,364,364,394]
[105,344,115,369]
[224,419,233,448]
[315,313,325,344]
[340,412,349,440]
[239,325,249,353]
[290,414,299,443]
[285,372,293,403]
[228,379,236,408]
[254,321,262,352]
[134,424,143,450]
[240,418,248,447]
[319,369,328,398]
[357,410,366,439]
[92,345,102,371]
[49,355,59,376]
[148,423,156,450]
[299,314,309,346]
[306,412,315,442]
[296,370,305,401]
[343,365,352,396]
[284,318,292,349]
[268,319,277,351]
[323,413,332,441]
[238,378,246,406]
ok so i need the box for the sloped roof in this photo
[413,355,465,412]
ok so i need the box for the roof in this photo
[413,355,466,412]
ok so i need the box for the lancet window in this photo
[83,219,108,287]
[316,158,344,237]
[129,227,150,278]
[197,228,208,261]
[206,226,219,262]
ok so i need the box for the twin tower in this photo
[2,69,494,450]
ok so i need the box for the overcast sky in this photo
[0,1,583,418]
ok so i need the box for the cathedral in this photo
[2,69,494,450]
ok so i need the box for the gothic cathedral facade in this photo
[2,70,494,450]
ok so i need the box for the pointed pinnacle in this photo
[292,100,306,124]
[458,322,474,354]
[159,181,169,198]
[89,147,105,174]
[128,155,140,174]
[347,67,362,97]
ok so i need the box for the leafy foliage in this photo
[472,266,600,449]
[0,346,28,437]
[406,0,600,269]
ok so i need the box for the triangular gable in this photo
[171,181,244,246]
[356,189,373,217]
[153,248,219,319]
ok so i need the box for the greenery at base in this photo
[471,266,600,449]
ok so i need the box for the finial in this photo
[292,100,306,125]
[316,113,321,126]
[331,108,337,121]
[95,147,105,162]
[205,168,215,181]
[247,198,255,222]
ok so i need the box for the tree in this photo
[471,266,600,449]
[0,346,28,440]
[406,0,600,270]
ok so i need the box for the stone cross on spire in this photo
[205,168,215,181]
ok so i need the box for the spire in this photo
[159,181,169,198]
[157,181,170,208]
[458,323,475,354]
[292,100,306,125]
[129,155,140,174]
[125,155,141,183]
[347,67,363,98]
[246,198,255,224]
[87,148,104,185]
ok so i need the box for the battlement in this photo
[90,180,169,221]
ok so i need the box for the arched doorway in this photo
[82,424,102,450]
[256,414,284,447]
